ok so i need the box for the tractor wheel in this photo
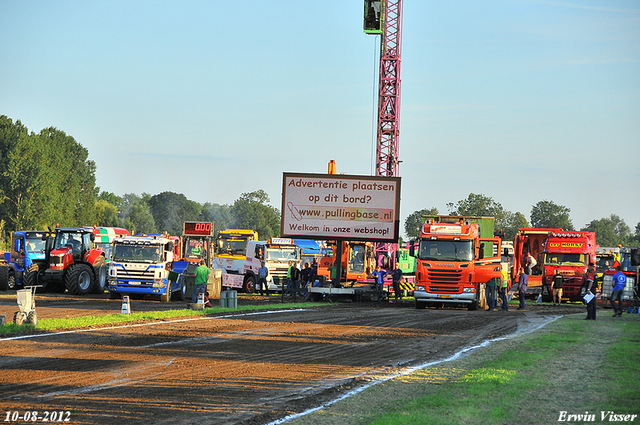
[0,266,9,291]
[1,267,17,290]
[90,256,107,294]
[65,264,94,295]
[243,276,256,294]
[25,263,46,289]
[27,311,38,326]
[13,311,25,326]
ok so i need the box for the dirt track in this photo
[0,293,577,424]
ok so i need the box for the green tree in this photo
[404,207,439,240]
[148,191,203,235]
[500,211,529,240]
[201,202,233,236]
[582,214,632,247]
[447,193,506,231]
[530,200,574,230]
[119,193,156,235]
[95,199,120,227]
[231,190,280,240]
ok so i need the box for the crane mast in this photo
[375,0,402,178]
[365,0,403,267]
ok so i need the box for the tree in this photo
[230,190,280,239]
[530,200,573,230]
[500,211,529,240]
[582,214,632,247]
[119,193,156,234]
[149,191,203,235]
[201,202,233,236]
[447,193,507,232]
[404,208,439,240]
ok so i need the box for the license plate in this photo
[438,294,451,298]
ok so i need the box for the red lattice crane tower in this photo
[365,0,403,265]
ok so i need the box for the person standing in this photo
[525,252,537,275]
[371,265,387,295]
[300,263,311,290]
[499,267,509,311]
[610,266,627,317]
[552,270,564,306]
[192,260,210,305]
[517,267,528,310]
[584,265,597,320]
[258,261,269,296]
[486,278,497,311]
[289,262,300,296]
[391,262,404,302]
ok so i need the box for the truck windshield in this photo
[417,240,473,262]
[112,244,163,263]
[544,253,586,267]
[266,247,298,262]
[348,245,366,273]
[26,236,47,254]
[596,255,614,274]
[217,238,248,256]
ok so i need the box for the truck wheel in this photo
[173,279,185,301]
[65,264,94,295]
[90,256,107,294]
[13,311,25,325]
[160,285,171,303]
[243,276,256,294]
[27,311,38,326]
[0,266,9,290]
[24,263,46,289]
[415,300,426,309]
[468,301,478,311]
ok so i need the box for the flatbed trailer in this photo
[307,282,388,302]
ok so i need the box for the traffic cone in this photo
[121,295,131,314]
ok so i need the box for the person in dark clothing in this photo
[584,266,597,320]
[391,262,404,301]
[517,267,528,310]
[300,263,311,290]
[552,271,564,306]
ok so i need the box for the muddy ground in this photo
[0,292,587,424]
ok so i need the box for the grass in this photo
[0,301,321,336]
[290,312,640,425]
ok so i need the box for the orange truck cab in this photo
[411,216,502,310]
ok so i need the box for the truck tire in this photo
[0,266,9,290]
[415,300,426,309]
[65,264,94,295]
[243,276,256,294]
[24,263,46,289]
[90,256,107,294]
[160,285,171,303]
[173,279,185,301]
[468,301,478,311]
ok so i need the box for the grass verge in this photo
[289,312,640,425]
[0,302,321,336]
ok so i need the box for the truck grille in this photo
[426,269,463,284]
[114,269,155,282]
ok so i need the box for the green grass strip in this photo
[289,313,639,425]
[0,302,323,336]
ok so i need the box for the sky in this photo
[1,0,639,237]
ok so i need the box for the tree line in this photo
[1,116,638,248]
[403,193,640,247]
[0,116,280,246]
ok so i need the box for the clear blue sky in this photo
[1,0,639,236]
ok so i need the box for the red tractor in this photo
[36,227,108,295]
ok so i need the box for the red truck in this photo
[513,229,596,302]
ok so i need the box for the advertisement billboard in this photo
[281,173,401,242]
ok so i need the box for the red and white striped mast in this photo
[365,0,403,266]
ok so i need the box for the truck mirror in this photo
[409,242,416,257]
[479,243,485,260]
[90,233,95,242]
